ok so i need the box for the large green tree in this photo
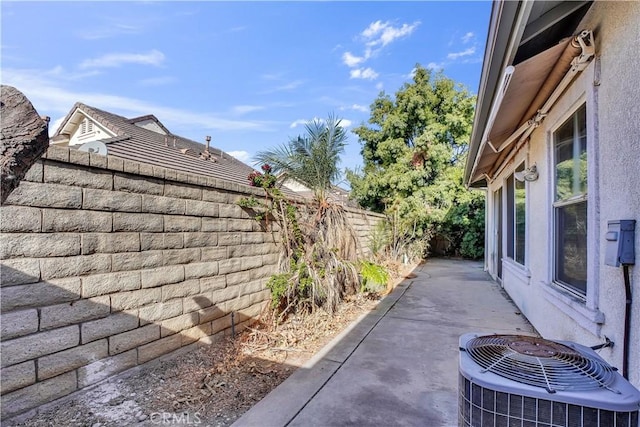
[348,65,484,259]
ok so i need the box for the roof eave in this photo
[464,0,532,187]
[51,102,83,138]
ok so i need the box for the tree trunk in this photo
[1,85,49,204]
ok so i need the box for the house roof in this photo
[464,0,592,187]
[52,103,282,191]
[279,173,355,207]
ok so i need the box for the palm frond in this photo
[254,114,348,203]
[253,143,298,175]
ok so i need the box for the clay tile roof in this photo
[127,114,172,135]
[73,103,296,194]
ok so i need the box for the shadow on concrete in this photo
[234,258,536,427]
[1,259,535,426]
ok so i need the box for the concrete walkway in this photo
[233,258,536,427]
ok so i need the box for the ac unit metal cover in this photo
[459,333,640,427]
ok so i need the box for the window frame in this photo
[551,103,588,300]
[540,67,602,333]
[505,161,527,267]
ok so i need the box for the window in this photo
[553,105,587,296]
[506,163,526,265]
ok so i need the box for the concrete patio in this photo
[233,258,537,427]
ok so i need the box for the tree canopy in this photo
[347,65,484,259]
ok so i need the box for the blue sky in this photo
[2,1,491,180]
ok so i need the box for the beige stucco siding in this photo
[589,1,640,388]
[485,1,640,388]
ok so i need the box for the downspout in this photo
[488,30,595,179]
[622,265,632,379]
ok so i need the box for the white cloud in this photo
[350,67,379,80]
[342,51,365,68]
[79,50,165,69]
[376,82,384,91]
[340,104,368,113]
[361,21,387,39]
[343,52,365,67]
[290,117,351,129]
[139,76,176,86]
[289,119,311,129]
[261,79,304,94]
[447,47,476,60]
[76,23,142,40]
[49,116,66,137]
[227,150,251,162]
[427,36,479,71]
[232,105,265,115]
[362,20,420,48]
[44,65,102,81]
[260,72,284,81]
[340,20,418,81]
[3,67,273,132]
[276,80,303,91]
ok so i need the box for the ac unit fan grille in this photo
[459,375,639,427]
[465,335,618,393]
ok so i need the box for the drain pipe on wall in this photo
[605,219,636,380]
[622,265,632,380]
[231,311,236,339]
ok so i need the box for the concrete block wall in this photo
[344,208,384,257]
[0,146,383,418]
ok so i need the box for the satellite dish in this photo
[78,140,108,156]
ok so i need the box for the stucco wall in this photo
[0,145,384,418]
[589,1,640,388]
[485,2,640,388]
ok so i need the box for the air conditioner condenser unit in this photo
[459,333,640,427]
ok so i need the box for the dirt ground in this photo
[5,267,416,427]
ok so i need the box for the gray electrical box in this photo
[605,220,636,266]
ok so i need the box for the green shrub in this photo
[359,261,390,293]
[266,273,292,309]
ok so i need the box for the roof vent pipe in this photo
[205,136,211,152]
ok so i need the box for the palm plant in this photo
[254,114,346,205]
[254,115,360,315]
